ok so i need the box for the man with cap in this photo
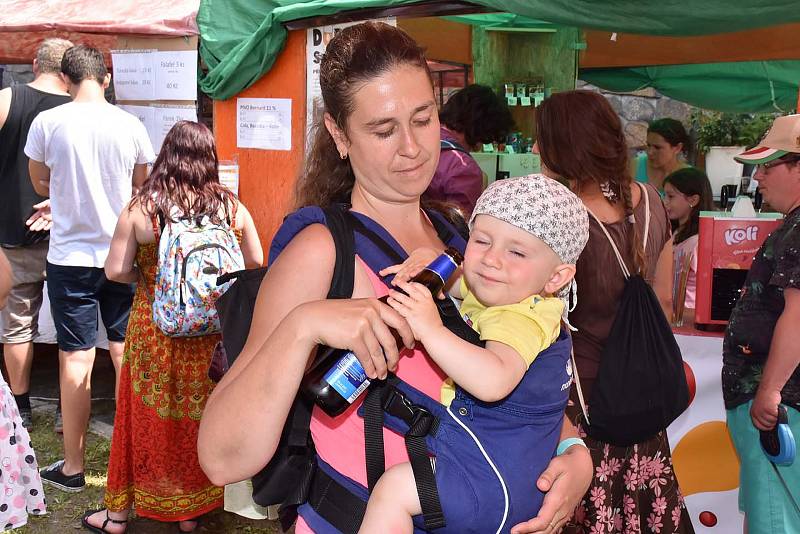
[722,114,800,534]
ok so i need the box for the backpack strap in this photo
[585,182,653,280]
[226,199,240,228]
[639,182,651,253]
[283,206,356,454]
[322,205,355,300]
[150,212,166,240]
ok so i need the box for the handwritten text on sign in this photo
[112,50,197,101]
[237,98,292,151]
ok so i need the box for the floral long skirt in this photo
[563,406,695,534]
[103,242,223,521]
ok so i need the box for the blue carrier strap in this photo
[345,211,450,529]
[301,208,466,533]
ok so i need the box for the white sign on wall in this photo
[236,97,292,151]
[112,49,197,101]
[111,50,157,100]
[305,17,396,144]
[118,104,197,153]
[155,50,198,100]
[152,106,199,152]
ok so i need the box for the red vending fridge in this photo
[695,211,783,328]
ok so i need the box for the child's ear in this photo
[544,264,577,295]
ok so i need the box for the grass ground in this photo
[15,410,282,534]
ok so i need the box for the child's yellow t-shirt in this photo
[440,278,564,405]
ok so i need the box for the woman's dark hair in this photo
[648,118,689,149]
[535,90,645,274]
[134,121,235,223]
[439,84,514,147]
[295,22,432,208]
[663,167,714,244]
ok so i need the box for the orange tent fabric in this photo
[0,0,198,63]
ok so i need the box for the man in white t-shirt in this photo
[26,44,155,492]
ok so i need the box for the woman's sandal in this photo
[81,508,128,533]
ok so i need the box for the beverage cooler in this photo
[695,211,783,327]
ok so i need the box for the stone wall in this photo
[577,80,694,152]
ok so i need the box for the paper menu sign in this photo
[117,104,197,154]
[112,49,197,101]
[219,161,240,195]
[118,104,155,130]
[152,106,198,153]
[112,50,157,101]
[155,50,198,100]
[237,98,292,151]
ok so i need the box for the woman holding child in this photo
[199,22,592,534]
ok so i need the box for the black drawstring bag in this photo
[575,184,689,447]
[586,274,689,446]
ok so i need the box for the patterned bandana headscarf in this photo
[469,174,590,324]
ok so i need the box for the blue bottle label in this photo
[427,254,458,283]
[323,351,371,404]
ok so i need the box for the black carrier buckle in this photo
[382,386,439,437]
[380,385,445,529]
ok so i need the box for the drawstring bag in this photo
[574,184,689,447]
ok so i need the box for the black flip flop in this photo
[81,508,128,533]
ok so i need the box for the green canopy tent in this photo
[197,0,800,100]
[580,61,800,114]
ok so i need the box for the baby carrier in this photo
[217,205,568,533]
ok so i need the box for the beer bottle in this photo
[302,247,463,417]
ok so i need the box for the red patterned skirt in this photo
[104,243,223,521]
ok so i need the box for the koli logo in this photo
[724,225,759,246]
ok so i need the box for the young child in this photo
[359,175,589,534]
[0,250,47,530]
[662,167,713,310]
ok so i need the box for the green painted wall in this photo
[472,26,581,139]
[472,27,580,91]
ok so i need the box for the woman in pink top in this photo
[198,22,592,534]
[663,167,714,309]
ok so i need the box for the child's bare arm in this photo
[388,280,525,402]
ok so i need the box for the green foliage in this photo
[692,110,779,153]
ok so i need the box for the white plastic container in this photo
[705,146,745,201]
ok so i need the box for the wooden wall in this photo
[213,30,306,251]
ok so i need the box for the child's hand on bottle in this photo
[379,247,441,285]
[387,279,444,342]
